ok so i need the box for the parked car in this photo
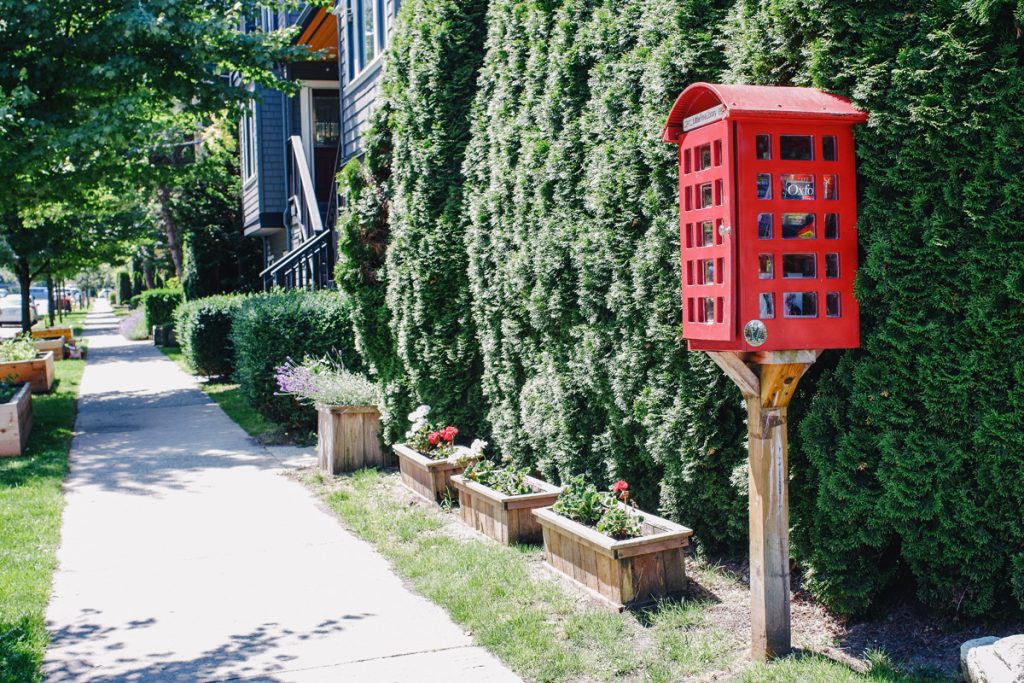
[0,295,39,326]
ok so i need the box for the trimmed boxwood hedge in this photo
[174,294,246,378]
[230,290,362,432]
[141,288,184,330]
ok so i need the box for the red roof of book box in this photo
[662,83,868,142]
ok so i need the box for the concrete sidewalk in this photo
[44,301,520,682]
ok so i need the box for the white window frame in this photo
[345,0,387,82]
[241,101,258,181]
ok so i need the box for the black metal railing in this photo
[261,228,334,290]
[260,136,335,290]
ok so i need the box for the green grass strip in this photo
[305,469,940,683]
[0,360,85,683]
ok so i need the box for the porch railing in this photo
[261,228,334,290]
[261,136,335,290]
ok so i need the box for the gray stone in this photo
[962,635,1023,683]
[993,635,1024,679]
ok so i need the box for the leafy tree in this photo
[4,187,149,329]
[0,0,318,326]
[178,120,263,299]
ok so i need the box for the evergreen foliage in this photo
[339,0,1024,616]
[379,0,490,437]
[131,271,144,297]
[335,112,405,440]
[141,288,184,329]
[117,272,132,304]
[174,294,246,378]
[230,290,362,431]
[724,0,1024,617]
[461,0,746,534]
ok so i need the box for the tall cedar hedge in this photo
[380,0,490,435]
[337,0,1024,615]
[725,0,1024,617]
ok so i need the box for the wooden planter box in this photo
[0,352,55,393]
[316,405,388,473]
[394,443,471,504]
[451,474,562,545]
[0,384,33,457]
[33,337,65,358]
[533,505,693,610]
[31,326,73,342]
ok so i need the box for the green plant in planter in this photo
[0,381,20,403]
[553,477,642,540]
[462,458,534,496]
[0,336,38,362]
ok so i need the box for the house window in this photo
[241,103,257,181]
[347,0,386,81]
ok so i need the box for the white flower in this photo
[408,405,431,423]
[448,445,477,467]
[469,439,488,456]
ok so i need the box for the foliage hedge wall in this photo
[231,290,361,432]
[337,0,1024,616]
[724,0,1024,617]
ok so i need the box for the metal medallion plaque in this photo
[744,320,768,347]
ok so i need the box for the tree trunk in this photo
[46,274,56,328]
[142,252,156,289]
[16,258,32,334]
[156,186,183,279]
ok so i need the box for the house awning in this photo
[295,7,339,60]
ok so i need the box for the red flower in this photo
[612,480,629,495]
[442,426,458,442]
[428,432,441,446]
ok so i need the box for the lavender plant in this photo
[275,356,378,408]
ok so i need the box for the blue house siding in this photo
[257,87,288,224]
[338,0,399,164]
[341,62,384,163]
[240,85,288,233]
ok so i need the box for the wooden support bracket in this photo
[706,349,821,661]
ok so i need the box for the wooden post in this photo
[707,349,819,661]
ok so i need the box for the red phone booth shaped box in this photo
[662,83,868,352]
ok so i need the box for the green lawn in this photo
[300,469,941,683]
[0,359,85,683]
[159,347,284,443]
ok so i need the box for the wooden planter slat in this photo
[316,405,387,474]
[451,474,561,545]
[31,327,73,342]
[534,505,693,610]
[33,338,65,358]
[0,384,33,457]
[0,352,55,394]
[394,443,470,504]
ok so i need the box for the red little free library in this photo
[662,83,868,353]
